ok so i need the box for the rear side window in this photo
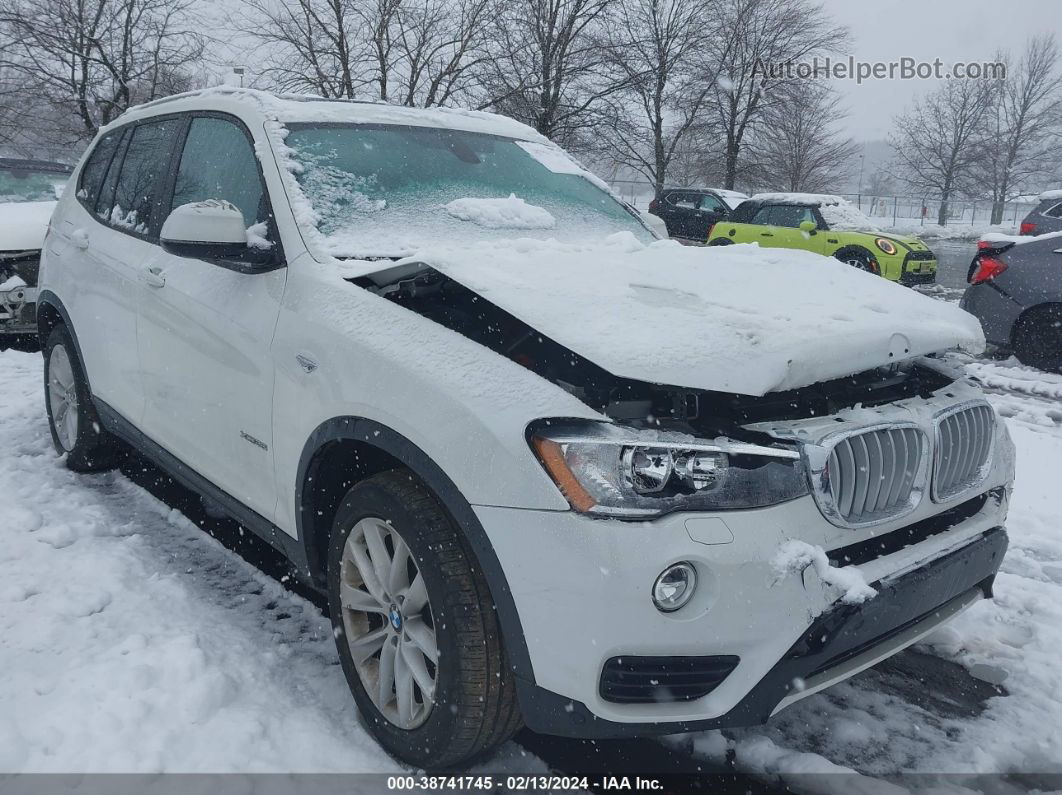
[1044,202,1062,219]
[171,117,265,227]
[76,131,122,208]
[667,192,698,210]
[107,119,179,235]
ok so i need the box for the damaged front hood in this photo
[367,234,985,396]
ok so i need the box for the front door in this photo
[136,115,285,521]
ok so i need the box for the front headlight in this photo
[529,421,808,518]
[874,237,898,255]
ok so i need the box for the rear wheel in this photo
[327,470,521,768]
[1013,305,1062,372]
[43,326,120,472]
[707,237,733,246]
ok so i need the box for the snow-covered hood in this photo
[375,234,984,396]
[0,201,56,251]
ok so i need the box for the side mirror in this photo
[799,220,818,233]
[161,200,276,272]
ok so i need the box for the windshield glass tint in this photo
[0,168,66,203]
[284,124,652,257]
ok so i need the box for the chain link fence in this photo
[607,178,1036,231]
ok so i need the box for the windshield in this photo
[818,201,880,232]
[0,167,66,204]
[284,124,653,258]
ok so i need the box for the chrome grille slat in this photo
[933,403,995,502]
[821,425,927,526]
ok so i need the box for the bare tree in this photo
[481,0,625,148]
[597,0,720,195]
[0,0,205,142]
[705,0,848,189]
[390,0,493,106]
[243,0,492,107]
[240,0,361,98]
[979,35,1062,223]
[744,80,857,192]
[890,77,999,226]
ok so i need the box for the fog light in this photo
[652,562,697,612]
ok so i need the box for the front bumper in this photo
[900,271,937,287]
[515,522,1006,738]
[478,388,1013,736]
[0,284,37,334]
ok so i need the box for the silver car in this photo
[961,232,1062,371]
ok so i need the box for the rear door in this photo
[136,114,286,521]
[51,120,180,425]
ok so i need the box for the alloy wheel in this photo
[48,344,79,451]
[340,516,438,730]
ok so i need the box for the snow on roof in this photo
[1038,189,1062,202]
[981,230,1062,246]
[751,192,847,206]
[109,87,547,142]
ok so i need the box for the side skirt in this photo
[94,397,314,587]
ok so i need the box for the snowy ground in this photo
[2,292,1062,786]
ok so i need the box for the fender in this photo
[35,290,89,385]
[296,416,536,684]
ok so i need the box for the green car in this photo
[707,193,937,285]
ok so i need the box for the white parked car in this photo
[0,158,71,339]
[38,89,1014,768]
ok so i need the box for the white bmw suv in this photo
[39,89,1014,768]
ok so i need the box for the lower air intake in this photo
[600,655,739,704]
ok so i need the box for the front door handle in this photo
[761,232,774,237]
[71,229,89,250]
[139,265,166,288]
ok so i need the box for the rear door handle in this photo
[761,232,774,237]
[139,265,166,288]
[71,229,89,249]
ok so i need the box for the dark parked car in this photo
[647,187,746,241]
[1018,190,1062,236]
[961,232,1062,371]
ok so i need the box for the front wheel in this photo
[707,237,733,246]
[835,248,879,274]
[327,470,521,768]
[43,326,120,471]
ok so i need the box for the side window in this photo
[108,120,179,234]
[770,205,815,228]
[669,192,697,210]
[77,130,122,208]
[1045,202,1062,219]
[750,206,774,225]
[698,194,725,212]
[171,117,265,227]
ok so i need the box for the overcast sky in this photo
[825,0,1058,142]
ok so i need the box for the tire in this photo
[327,470,521,768]
[835,248,879,274]
[707,237,733,246]
[1013,305,1062,372]
[43,325,120,472]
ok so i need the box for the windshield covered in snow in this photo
[0,167,66,204]
[283,124,653,258]
[818,201,880,232]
